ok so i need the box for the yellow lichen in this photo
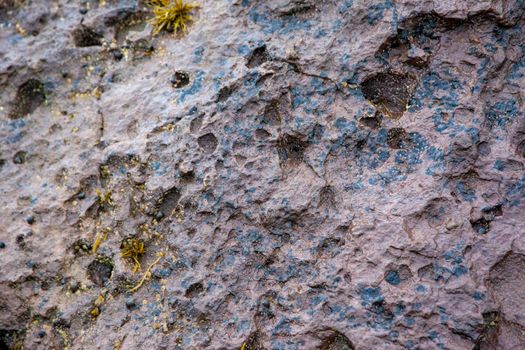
[171,203,185,223]
[148,0,200,35]
[90,293,106,317]
[90,307,100,317]
[56,328,71,350]
[96,189,113,206]
[129,252,164,292]
[113,339,123,350]
[120,237,145,273]
[92,227,112,254]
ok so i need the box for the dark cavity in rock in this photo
[157,187,181,219]
[386,128,409,149]
[9,79,46,119]
[171,71,190,88]
[359,113,382,129]
[73,25,103,47]
[242,331,265,350]
[87,257,114,287]
[185,282,204,298]
[247,45,269,68]
[262,100,282,125]
[277,135,306,163]
[319,331,355,350]
[360,72,417,119]
[12,151,28,164]
[217,85,234,102]
[197,133,218,154]
[516,140,525,158]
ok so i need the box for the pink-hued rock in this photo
[1,0,524,349]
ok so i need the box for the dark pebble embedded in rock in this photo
[126,298,138,310]
[0,242,5,248]
[70,281,80,293]
[112,50,123,61]
[26,215,35,224]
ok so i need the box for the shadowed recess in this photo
[72,25,103,47]
[319,330,355,350]
[197,133,218,154]
[9,79,46,119]
[360,72,417,119]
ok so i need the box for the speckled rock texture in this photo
[1,0,525,349]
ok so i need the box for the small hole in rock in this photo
[255,128,271,140]
[470,217,490,234]
[157,187,181,219]
[478,141,491,156]
[190,114,203,133]
[319,186,336,208]
[359,113,382,129]
[185,282,204,298]
[360,72,417,119]
[171,71,190,88]
[242,331,265,349]
[217,85,233,102]
[9,79,46,119]
[319,331,355,350]
[197,133,218,154]
[247,45,269,68]
[87,256,114,287]
[111,49,124,61]
[262,100,282,125]
[73,25,103,47]
[386,128,409,149]
[12,151,27,164]
[277,135,306,163]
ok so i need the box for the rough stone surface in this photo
[1,0,525,349]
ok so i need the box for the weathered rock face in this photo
[1,0,525,349]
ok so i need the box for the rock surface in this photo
[1,0,525,349]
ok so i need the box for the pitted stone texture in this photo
[1,0,525,349]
